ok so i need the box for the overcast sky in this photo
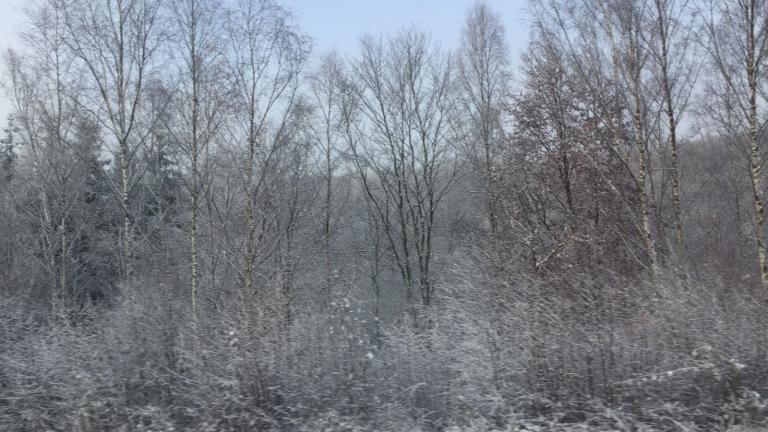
[0,0,25,56]
[0,0,531,123]
[282,0,530,54]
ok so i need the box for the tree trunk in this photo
[632,77,659,277]
[655,0,686,263]
[748,53,768,292]
[119,142,132,281]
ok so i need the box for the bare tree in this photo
[508,30,640,275]
[225,0,308,306]
[700,0,768,294]
[2,0,90,321]
[646,0,698,263]
[458,2,510,247]
[62,0,163,281]
[347,31,459,322]
[0,117,18,296]
[305,52,349,306]
[168,0,229,321]
[535,0,661,276]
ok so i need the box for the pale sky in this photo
[282,0,530,54]
[0,0,531,123]
[0,0,26,125]
[0,0,24,51]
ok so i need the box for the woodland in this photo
[1,0,768,430]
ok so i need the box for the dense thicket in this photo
[2,0,768,431]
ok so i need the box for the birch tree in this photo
[62,0,163,282]
[225,0,307,302]
[168,0,229,321]
[700,0,768,294]
[2,0,88,320]
[646,0,698,262]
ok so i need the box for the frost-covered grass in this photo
[1,272,767,431]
